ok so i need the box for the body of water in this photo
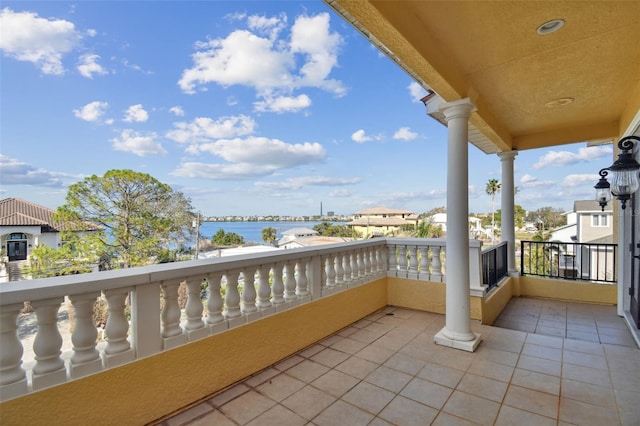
[199,221,338,244]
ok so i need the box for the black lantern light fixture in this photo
[594,136,640,211]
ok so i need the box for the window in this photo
[591,214,609,227]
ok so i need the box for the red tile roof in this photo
[0,198,101,231]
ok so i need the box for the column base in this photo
[434,328,482,352]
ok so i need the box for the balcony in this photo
[1,238,636,425]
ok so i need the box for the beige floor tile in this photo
[525,333,564,349]
[330,337,368,355]
[219,390,276,425]
[286,360,330,383]
[563,338,604,355]
[335,356,379,379]
[418,362,465,388]
[431,411,479,426]
[473,346,520,367]
[400,377,453,410]
[378,395,438,426]
[521,342,563,362]
[517,354,561,376]
[300,344,325,359]
[561,362,612,387]
[562,349,608,370]
[166,402,214,426]
[368,417,394,426]
[503,385,559,419]
[354,343,395,364]
[364,365,412,393]
[615,389,640,416]
[511,368,560,395]
[442,390,500,426]
[274,355,304,371]
[561,378,616,408]
[311,348,350,368]
[245,367,280,387]
[311,369,359,398]
[383,352,425,375]
[185,409,236,426]
[257,373,305,401]
[429,346,474,371]
[467,358,514,383]
[282,385,336,420]
[349,328,383,344]
[494,405,556,426]
[611,370,640,393]
[456,372,508,402]
[337,326,359,338]
[342,381,395,415]
[245,404,307,426]
[209,383,250,407]
[312,400,374,426]
[319,334,343,347]
[559,396,621,425]
[599,332,638,347]
[566,330,599,342]
[535,325,566,338]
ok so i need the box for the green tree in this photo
[55,169,195,268]
[312,222,359,238]
[486,179,501,243]
[261,227,277,245]
[212,229,245,246]
[526,206,567,232]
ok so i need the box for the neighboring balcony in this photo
[0,238,626,424]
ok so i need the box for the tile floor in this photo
[155,299,640,426]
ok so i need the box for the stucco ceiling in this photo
[325,1,640,153]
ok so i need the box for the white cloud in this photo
[255,176,360,190]
[519,174,553,188]
[111,130,167,156]
[407,81,427,102]
[0,8,81,75]
[172,162,279,180]
[351,129,383,143]
[561,173,599,187]
[393,127,418,141]
[123,104,149,123]
[169,106,185,116]
[533,146,612,169]
[329,189,355,197]
[166,115,256,144]
[178,12,345,105]
[254,94,311,113]
[73,101,109,122]
[77,53,107,78]
[0,155,69,187]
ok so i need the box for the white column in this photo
[434,98,482,352]
[498,150,519,275]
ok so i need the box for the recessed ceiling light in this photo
[545,97,575,108]
[537,19,565,35]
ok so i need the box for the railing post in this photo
[419,246,430,281]
[224,270,245,328]
[283,261,297,304]
[469,241,487,296]
[185,278,208,341]
[387,244,397,276]
[102,287,135,367]
[271,263,286,307]
[397,245,408,278]
[343,252,352,285]
[257,265,274,313]
[431,246,443,281]
[161,280,186,349]
[335,253,344,286]
[308,256,322,301]
[326,254,336,289]
[0,302,28,401]
[31,297,66,390]
[131,282,162,359]
[241,267,259,322]
[295,259,310,300]
[206,273,227,334]
[408,245,419,279]
[69,292,102,379]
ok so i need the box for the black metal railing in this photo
[482,241,508,291]
[520,240,616,283]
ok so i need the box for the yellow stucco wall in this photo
[518,275,617,304]
[481,279,514,325]
[387,277,445,314]
[0,279,388,426]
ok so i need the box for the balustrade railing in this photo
[0,238,467,401]
[520,240,617,283]
[482,241,508,291]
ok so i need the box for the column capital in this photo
[440,98,477,122]
[497,150,518,161]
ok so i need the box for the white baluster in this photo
[419,246,430,280]
[343,252,352,284]
[378,246,386,272]
[335,253,344,286]
[364,248,371,275]
[241,267,258,317]
[295,260,309,297]
[326,254,336,288]
[224,271,243,327]
[432,246,443,280]
[257,266,273,309]
[102,288,134,367]
[0,302,28,400]
[368,248,376,274]
[206,274,227,334]
[284,262,297,301]
[387,244,397,275]
[408,246,419,278]
[185,278,208,341]
[161,281,184,339]
[271,263,285,305]
[31,298,66,390]
[69,292,102,379]
[398,245,408,277]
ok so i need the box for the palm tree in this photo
[261,227,277,246]
[486,179,501,244]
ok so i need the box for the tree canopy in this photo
[212,229,245,246]
[261,227,277,245]
[55,169,195,268]
[313,222,359,238]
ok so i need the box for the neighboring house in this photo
[347,206,415,237]
[278,236,351,250]
[0,198,100,281]
[424,213,486,239]
[548,200,614,281]
[276,228,319,247]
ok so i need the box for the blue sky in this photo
[0,2,613,217]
